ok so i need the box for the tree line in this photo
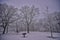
[0,3,60,35]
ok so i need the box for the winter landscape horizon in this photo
[0,0,60,40]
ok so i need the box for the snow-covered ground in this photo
[0,32,60,40]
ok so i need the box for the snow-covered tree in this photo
[20,5,40,33]
[0,3,19,34]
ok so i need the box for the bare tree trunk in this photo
[6,26,8,33]
[27,26,29,33]
[50,26,53,37]
[16,22,19,33]
[33,26,34,31]
[2,27,6,34]
[27,24,29,33]
[51,30,53,37]
[16,26,19,33]
[2,23,8,34]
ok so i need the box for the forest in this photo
[0,3,60,40]
[0,3,60,34]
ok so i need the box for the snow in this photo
[0,32,60,40]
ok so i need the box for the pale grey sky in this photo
[0,0,60,13]
[0,0,60,21]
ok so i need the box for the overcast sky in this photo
[0,0,60,20]
[0,0,60,13]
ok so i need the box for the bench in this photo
[22,33,27,38]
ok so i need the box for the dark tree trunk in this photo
[2,27,6,34]
[16,23,19,33]
[16,28,19,33]
[6,26,8,33]
[50,26,53,38]
[27,26,29,33]
[51,30,53,37]
[27,23,29,33]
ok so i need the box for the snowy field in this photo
[0,32,60,40]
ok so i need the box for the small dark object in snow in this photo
[22,33,27,38]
